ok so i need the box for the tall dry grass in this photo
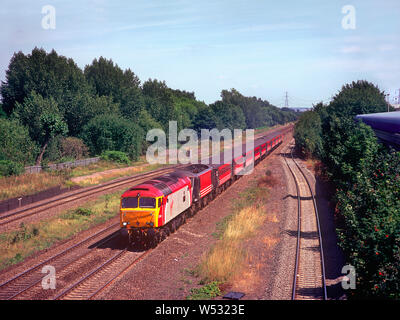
[224,206,265,241]
[0,172,68,201]
[197,168,280,284]
[0,159,163,201]
[71,163,164,187]
[198,206,266,282]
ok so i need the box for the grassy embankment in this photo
[0,158,165,201]
[0,126,281,272]
[186,170,278,300]
[0,192,121,271]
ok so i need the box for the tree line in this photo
[294,80,400,299]
[0,47,299,175]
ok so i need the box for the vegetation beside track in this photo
[0,158,166,201]
[294,80,400,299]
[70,162,165,187]
[0,170,70,201]
[0,192,121,271]
[186,169,277,299]
[0,125,279,202]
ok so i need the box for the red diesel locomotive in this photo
[120,132,284,247]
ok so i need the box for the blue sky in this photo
[1,0,399,108]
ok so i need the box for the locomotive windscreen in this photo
[121,197,138,208]
[139,197,156,208]
[121,197,156,208]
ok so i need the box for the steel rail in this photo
[87,250,151,300]
[289,145,328,300]
[54,135,286,300]
[0,223,120,299]
[53,248,129,300]
[0,165,181,227]
[282,145,302,300]
[283,141,327,300]
[1,131,288,300]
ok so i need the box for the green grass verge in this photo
[186,281,222,300]
[0,192,121,271]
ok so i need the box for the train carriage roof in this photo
[203,130,283,167]
[122,173,190,198]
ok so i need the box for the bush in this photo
[60,137,89,160]
[336,151,400,299]
[100,150,130,164]
[0,160,24,177]
[74,207,93,216]
[81,114,143,161]
[322,118,379,189]
[0,118,38,165]
[294,110,324,158]
[186,282,221,300]
[66,207,94,220]
[43,135,63,162]
[293,80,400,299]
[11,223,39,244]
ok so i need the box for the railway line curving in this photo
[283,141,327,300]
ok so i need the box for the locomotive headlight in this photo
[122,222,128,226]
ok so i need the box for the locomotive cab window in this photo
[121,197,138,208]
[158,198,162,208]
[139,197,156,208]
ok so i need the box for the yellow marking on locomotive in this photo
[120,196,162,228]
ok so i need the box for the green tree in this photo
[210,101,246,130]
[192,104,219,132]
[0,104,6,119]
[81,114,143,160]
[142,79,175,130]
[294,110,324,158]
[84,57,143,119]
[13,91,68,165]
[136,109,163,153]
[171,94,204,132]
[0,48,91,116]
[220,88,297,128]
[322,116,379,188]
[0,118,38,165]
[64,93,120,136]
[84,57,140,97]
[327,80,389,118]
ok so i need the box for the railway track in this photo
[0,222,122,300]
[0,165,181,228]
[283,141,327,300]
[54,248,150,300]
[0,130,290,300]
[0,129,290,229]
[53,136,289,300]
